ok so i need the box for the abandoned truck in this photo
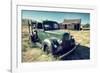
[29,20,79,58]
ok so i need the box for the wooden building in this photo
[60,19,81,30]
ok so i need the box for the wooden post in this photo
[28,20,31,40]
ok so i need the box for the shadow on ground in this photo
[60,45,90,60]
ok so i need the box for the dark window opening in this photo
[37,23,43,29]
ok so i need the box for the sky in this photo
[22,10,90,25]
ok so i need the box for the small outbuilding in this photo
[60,19,81,30]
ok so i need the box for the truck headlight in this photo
[57,39,62,44]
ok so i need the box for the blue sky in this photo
[22,10,90,25]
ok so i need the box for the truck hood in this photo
[37,30,69,42]
[45,30,68,40]
[45,30,67,35]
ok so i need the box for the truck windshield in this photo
[43,21,59,31]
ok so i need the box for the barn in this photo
[60,19,81,30]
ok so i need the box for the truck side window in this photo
[37,23,43,29]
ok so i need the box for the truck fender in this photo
[42,39,52,53]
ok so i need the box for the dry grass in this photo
[22,48,55,62]
[65,30,90,47]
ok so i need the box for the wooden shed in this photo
[60,19,81,30]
